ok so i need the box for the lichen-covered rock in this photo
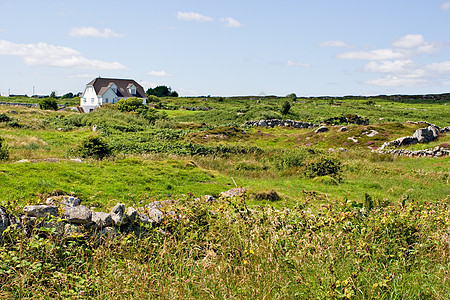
[91,211,112,228]
[315,126,329,133]
[148,208,164,224]
[111,203,127,226]
[23,205,58,218]
[46,195,81,207]
[413,126,439,143]
[221,188,247,198]
[125,207,137,223]
[63,205,92,224]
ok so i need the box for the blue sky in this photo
[1,0,450,97]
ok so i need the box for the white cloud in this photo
[440,2,450,11]
[220,17,242,28]
[392,34,424,48]
[147,70,172,77]
[69,27,125,38]
[318,40,353,48]
[0,40,127,70]
[426,61,450,72]
[177,12,213,22]
[336,49,406,60]
[286,60,310,67]
[362,60,414,73]
[364,75,429,87]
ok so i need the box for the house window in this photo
[91,98,94,103]
[83,98,86,103]
[105,98,108,103]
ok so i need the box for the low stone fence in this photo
[378,146,450,157]
[244,119,318,129]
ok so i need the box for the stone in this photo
[0,206,13,239]
[137,213,151,225]
[147,208,164,224]
[110,203,127,226]
[315,126,329,133]
[91,211,112,228]
[338,126,348,132]
[63,205,92,224]
[23,205,58,218]
[203,195,216,202]
[365,130,379,137]
[258,120,268,127]
[125,207,138,223]
[64,224,82,237]
[61,196,81,207]
[413,126,439,143]
[220,188,247,198]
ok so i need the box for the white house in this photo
[80,77,147,112]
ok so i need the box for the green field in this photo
[0,95,449,298]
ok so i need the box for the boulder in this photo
[148,208,164,224]
[220,188,247,198]
[46,195,81,207]
[63,205,92,224]
[315,126,329,133]
[413,126,439,143]
[338,126,348,132]
[91,211,112,228]
[23,205,58,218]
[125,207,138,223]
[110,203,127,226]
[0,206,14,239]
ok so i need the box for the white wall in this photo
[80,86,99,112]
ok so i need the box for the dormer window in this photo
[127,84,136,95]
[109,83,117,93]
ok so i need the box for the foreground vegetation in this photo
[0,94,449,298]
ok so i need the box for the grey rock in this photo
[63,205,92,224]
[220,188,247,198]
[110,203,127,226]
[365,130,379,137]
[0,206,13,239]
[125,207,138,223]
[148,208,164,224]
[203,195,216,202]
[23,205,58,218]
[64,224,82,237]
[137,213,151,225]
[91,211,112,228]
[338,126,348,132]
[61,196,81,207]
[315,126,329,133]
[413,126,439,143]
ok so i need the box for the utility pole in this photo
[33,86,35,96]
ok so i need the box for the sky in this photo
[1,0,450,97]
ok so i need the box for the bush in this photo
[0,137,9,160]
[281,101,291,115]
[116,97,145,112]
[147,95,160,103]
[39,98,58,110]
[77,135,111,159]
[0,113,11,122]
[305,156,342,180]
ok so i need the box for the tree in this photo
[146,85,178,97]
[50,91,57,98]
[281,100,291,115]
[39,98,58,110]
[62,92,74,99]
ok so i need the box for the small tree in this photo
[77,135,111,160]
[39,98,58,110]
[281,100,291,115]
[50,91,57,98]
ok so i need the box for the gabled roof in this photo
[87,77,146,98]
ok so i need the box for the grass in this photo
[0,95,449,298]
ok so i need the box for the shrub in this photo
[0,113,11,122]
[281,101,291,115]
[116,97,145,112]
[77,135,111,159]
[147,95,160,103]
[252,190,281,201]
[305,156,342,180]
[39,98,58,110]
[0,137,9,160]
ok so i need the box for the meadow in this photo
[0,94,448,299]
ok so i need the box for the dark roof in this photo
[87,77,146,98]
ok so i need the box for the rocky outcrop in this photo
[379,124,445,151]
[244,119,318,129]
[315,126,329,133]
